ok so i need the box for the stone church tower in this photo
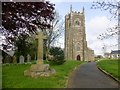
[65,6,94,61]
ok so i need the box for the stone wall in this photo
[87,48,95,61]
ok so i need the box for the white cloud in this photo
[89,40,103,55]
[86,16,117,55]
[87,16,111,35]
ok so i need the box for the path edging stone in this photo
[97,65,120,84]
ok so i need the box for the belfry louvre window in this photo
[77,46,80,51]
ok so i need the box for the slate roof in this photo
[111,50,120,54]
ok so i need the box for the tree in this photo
[42,11,64,59]
[1,1,55,61]
[49,47,65,65]
[27,38,37,60]
[92,0,119,19]
[91,0,119,46]
[14,36,37,62]
[2,1,55,50]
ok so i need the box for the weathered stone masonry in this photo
[65,6,94,61]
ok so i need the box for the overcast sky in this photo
[49,0,118,56]
[0,1,118,56]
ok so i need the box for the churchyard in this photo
[2,58,119,88]
[1,1,119,88]
[3,60,83,88]
[2,31,119,88]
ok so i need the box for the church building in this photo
[64,6,94,61]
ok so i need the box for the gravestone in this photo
[24,31,56,78]
[13,55,17,64]
[19,55,24,64]
[27,54,31,62]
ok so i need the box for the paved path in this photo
[67,62,119,88]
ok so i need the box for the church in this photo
[64,6,94,61]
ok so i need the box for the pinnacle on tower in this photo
[82,7,84,13]
[70,5,72,12]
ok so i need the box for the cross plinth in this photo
[24,31,56,78]
[35,32,47,64]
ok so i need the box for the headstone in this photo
[19,55,24,64]
[13,55,17,64]
[27,54,31,62]
[47,54,54,61]
[0,51,2,64]
[0,56,2,64]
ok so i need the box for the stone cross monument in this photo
[24,31,55,78]
[35,32,46,64]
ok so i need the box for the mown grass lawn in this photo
[3,60,83,88]
[97,59,119,80]
[0,64,2,89]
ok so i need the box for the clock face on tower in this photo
[74,18,81,27]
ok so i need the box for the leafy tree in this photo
[2,1,55,49]
[14,36,37,62]
[28,39,37,60]
[1,1,55,61]
[43,11,64,60]
[49,47,65,65]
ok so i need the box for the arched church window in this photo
[76,43,80,51]
[77,46,80,51]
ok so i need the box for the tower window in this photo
[77,46,80,51]
[75,20,80,25]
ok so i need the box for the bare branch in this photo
[91,0,118,19]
